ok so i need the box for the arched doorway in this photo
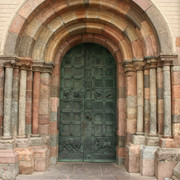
[58,43,117,162]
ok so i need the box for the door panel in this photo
[59,43,116,162]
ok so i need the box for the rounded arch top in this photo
[1,0,176,62]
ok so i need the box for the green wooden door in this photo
[58,43,116,162]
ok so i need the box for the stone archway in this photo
[0,0,179,179]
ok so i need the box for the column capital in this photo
[146,58,158,69]
[16,57,33,70]
[133,61,146,71]
[32,62,54,74]
[0,56,18,67]
[123,62,135,73]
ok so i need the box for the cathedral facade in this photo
[0,0,180,179]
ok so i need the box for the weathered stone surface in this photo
[149,68,157,136]
[50,135,58,147]
[146,136,159,146]
[173,162,180,179]
[0,162,19,180]
[0,139,15,150]
[33,147,50,172]
[4,67,13,138]
[155,148,179,180]
[133,135,145,145]
[4,33,20,56]
[16,148,34,174]
[117,136,125,147]
[18,70,27,137]
[163,66,172,137]
[19,35,35,57]
[30,137,43,147]
[125,144,140,173]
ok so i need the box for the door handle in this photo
[86,115,92,119]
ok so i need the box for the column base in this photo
[31,134,40,137]
[159,138,175,148]
[2,136,12,140]
[140,146,158,176]
[31,147,50,172]
[155,148,179,180]
[133,135,146,145]
[17,135,26,139]
[16,148,34,174]
[0,139,15,150]
[16,138,30,148]
[0,150,19,179]
[125,143,140,173]
[30,136,43,146]
[146,136,159,146]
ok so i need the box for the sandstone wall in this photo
[0,0,179,55]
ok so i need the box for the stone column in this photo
[25,71,33,137]
[147,59,159,146]
[32,71,40,135]
[0,66,4,136]
[157,65,164,135]
[3,64,13,138]
[18,68,27,137]
[149,64,157,136]
[163,65,172,137]
[124,63,137,143]
[135,63,144,135]
[16,57,32,138]
[144,67,150,135]
[11,67,19,137]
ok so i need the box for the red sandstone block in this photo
[105,40,119,56]
[172,72,180,85]
[50,0,67,14]
[117,98,126,112]
[174,136,180,148]
[51,75,59,87]
[9,14,26,35]
[0,150,19,164]
[93,34,106,46]
[172,99,180,114]
[155,161,177,180]
[34,158,49,172]
[132,39,143,59]
[116,147,125,158]
[132,0,152,11]
[126,73,137,96]
[50,121,58,135]
[160,138,175,148]
[39,114,49,125]
[115,1,131,15]
[26,79,32,91]
[36,5,55,24]
[75,8,86,20]
[127,119,137,133]
[172,85,180,99]
[16,148,34,162]
[140,158,155,176]
[18,0,46,19]
[158,114,164,135]
[39,124,49,135]
[125,144,140,173]
[50,146,58,157]
[68,34,82,48]
[33,148,50,159]
[144,88,150,99]
[82,34,93,43]
[19,160,34,174]
[115,50,123,64]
